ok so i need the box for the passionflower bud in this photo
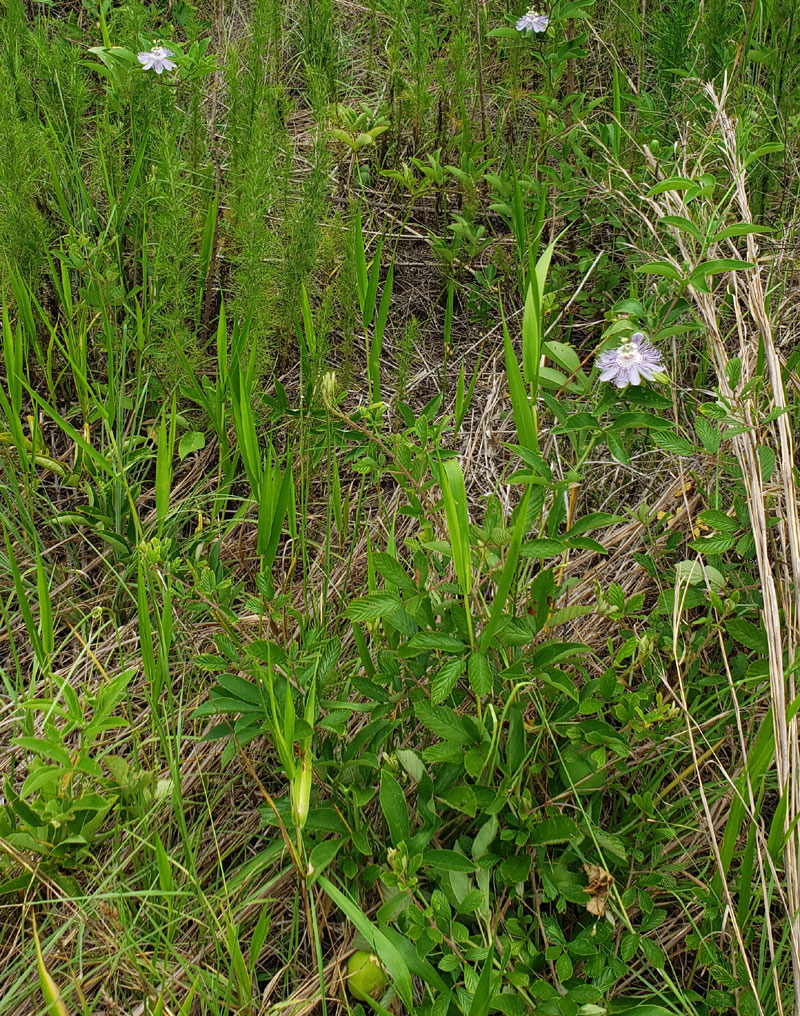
[321,370,338,410]
[291,753,312,830]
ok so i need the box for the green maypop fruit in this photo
[346,951,389,1001]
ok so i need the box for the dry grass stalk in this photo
[609,76,800,1011]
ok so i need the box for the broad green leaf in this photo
[468,943,496,1016]
[504,322,537,450]
[611,412,674,431]
[472,815,498,858]
[658,214,704,242]
[480,488,531,652]
[438,457,472,597]
[32,915,69,1016]
[424,848,477,872]
[566,512,624,536]
[306,839,343,881]
[404,632,465,653]
[758,444,776,482]
[689,259,754,285]
[543,339,581,373]
[744,142,784,167]
[380,770,409,844]
[437,785,477,817]
[646,176,697,196]
[179,430,205,460]
[499,853,531,883]
[533,641,591,666]
[538,668,578,701]
[635,261,683,281]
[317,877,413,1009]
[712,223,774,242]
[675,560,726,590]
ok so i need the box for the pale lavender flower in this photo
[516,7,549,32]
[595,332,665,388]
[138,46,177,74]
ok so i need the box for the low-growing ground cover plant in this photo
[0,0,799,1014]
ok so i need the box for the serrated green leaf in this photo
[346,592,404,621]
[468,652,493,697]
[500,853,532,883]
[698,509,739,533]
[695,416,721,453]
[431,658,465,704]
[758,444,776,482]
[414,701,471,744]
[372,552,415,590]
[520,538,565,558]
[689,534,738,553]
[530,816,582,844]
[726,619,769,654]
[649,430,696,456]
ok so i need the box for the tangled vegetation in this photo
[1,0,799,1013]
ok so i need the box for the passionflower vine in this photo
[595,332,665,387]
[516,7,549,32]
[138,46,177,74]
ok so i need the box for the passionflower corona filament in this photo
[138,46,177,74]
[595,332,665,388]
[516,8,549,32]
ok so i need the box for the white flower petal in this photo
[139,47,177,73]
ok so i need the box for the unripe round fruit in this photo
[346,951,389,1001]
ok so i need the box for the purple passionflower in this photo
[138,46,177,74]
[595,332,665,387]
[516,8,549,32]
